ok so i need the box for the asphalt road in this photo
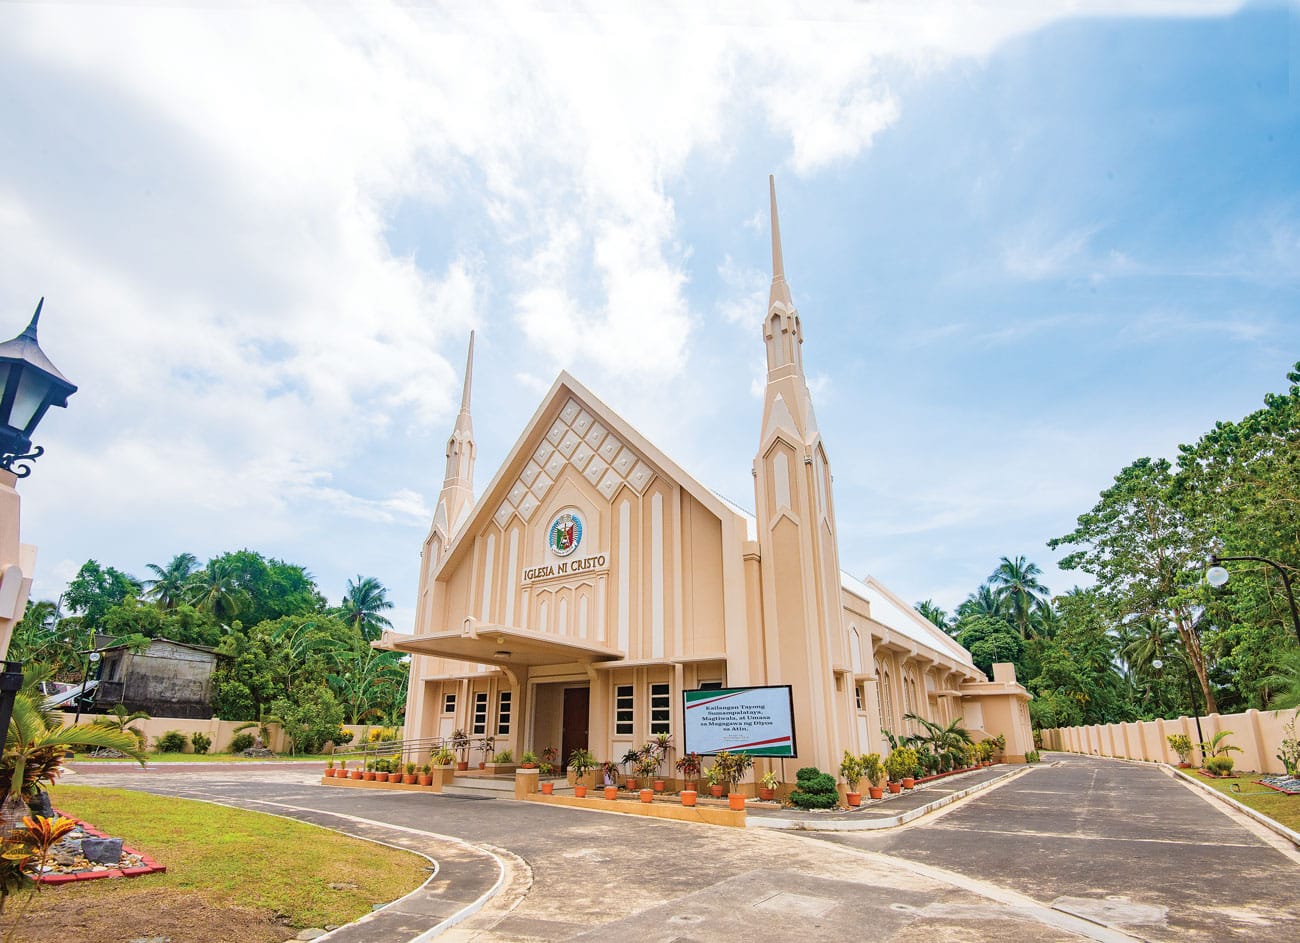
[67,753,1300,942]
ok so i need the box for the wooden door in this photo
[561,687,590,769]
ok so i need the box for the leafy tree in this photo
[914,600,955,636]
[956,615,1023,680]
[63,560,141,629]
[143,553,199,609]
[185,557,248,624]
[338,576,394,643]
[988,555,1050,639]
[1048,457,1217,713]
[270,687,345,755]
[956,584,1005,622]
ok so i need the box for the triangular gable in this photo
[436,371,743,577]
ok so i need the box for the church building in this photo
[379,179,1032,786]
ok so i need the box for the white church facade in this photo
[378,179,1032,786]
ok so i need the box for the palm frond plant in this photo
[1,693,145,833]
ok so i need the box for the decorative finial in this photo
[22,298,43,340]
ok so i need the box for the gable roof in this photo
[843,573,974,667]
[437,371,745,576]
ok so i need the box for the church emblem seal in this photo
[548,511,583,557]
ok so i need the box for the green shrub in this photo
[492,750,513,764]
[1205,756,1235,776]
[270,687,346,755]
[191,733,211,755]
[1025,750,1040,764]
[228,732,255,753]
[789,766,839,810]
[154,730,189,753]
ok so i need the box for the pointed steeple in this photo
[436,331,477,538]
[763,176,804,379]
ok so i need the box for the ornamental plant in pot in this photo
[621,748,642,790]
[675,751,702,793]
[540,761,556,795]
[884,748,915,793]
[840,750,866,807]
[599,759,620,799]
[1166,734,1193,768]
[374,759,390,783]
[634,744,662,793]
[758,769,779,802]
[520,750,539,769]
[451,730,470,771]
[403,762,418,785]
[363,761,376,782]
[569,747,597,792]
[349,762,363,781]
[719,750,754,810]
[418,763,433,787]
[704,762,725,798]
[478,736,496,769]
[324,758,335,778]
[863,753,884,800]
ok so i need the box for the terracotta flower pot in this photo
[603,785,618,800]
[709,784,724,798]
[375,772,389,783]
[350,770,363,780]
[626,778,638,791]
[902,777,915,790]
[639,788,653,803]
[887,781,901,794]
[574,784,587,798]
[846,792,861,807]
[653,780,665,793]
[541,782,555,795]
[363,771,376,781]
[522,763,538,769]
[758,787,775,801]
[457,762,469,771]
[418,775,433,786]
[868,786,883,800]
[403,774,417,785]
[681,789,697,807]
[728,793,746,811]
[324,768,335,778]
[478,762,485,770]
[682,780,698,793]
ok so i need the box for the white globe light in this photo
[1207,566,1230,588]
[1152,659,1163,670]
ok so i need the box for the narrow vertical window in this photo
[615,684,634,736]
[497,691,512,735]
[649,682,670,735]
[443,693,456,714]
[472,691,488,735]
[855,684,864,711]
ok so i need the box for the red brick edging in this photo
[32,811,167,884]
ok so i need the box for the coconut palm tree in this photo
[989,556,1050,639]
[92,704,151,751]
[914,600,955,635]
[957,584,1006,622]
[340,576,393,643]
[185,557,245,623]
[143,553,199,609]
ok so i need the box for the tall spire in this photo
[459,330,474,417]
[434,331,477,539]
[768,176,793,311]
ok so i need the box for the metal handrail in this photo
[330,734,499,769]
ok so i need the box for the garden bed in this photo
[29,812,166,884]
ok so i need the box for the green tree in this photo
[1049,457,1217,713]
[914,600,955,636]
[185,557,248,624]
[956,584,1005,622]
[270,687,345,755]
[988,555,1050,639]
[63,560,141,629]
[143,552,199,609]
[956,615,1024,680]
[339,576,394,643]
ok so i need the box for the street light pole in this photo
[1207,553,1300,647]
[1153,655,1206,764]
[72,651,100,725]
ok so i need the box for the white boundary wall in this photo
[1042,707,1299,774]
[54,713,380,755]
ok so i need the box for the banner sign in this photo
[682,685,796,757]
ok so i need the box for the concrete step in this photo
[441,775,570,799]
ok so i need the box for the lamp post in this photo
[72,651,101,725]
[1206,553,1300,647]
[0,298,78,662]
[1152,655,1205,764]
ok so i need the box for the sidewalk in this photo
[745,763,1029,830]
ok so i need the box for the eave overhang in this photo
[376,620,624,670]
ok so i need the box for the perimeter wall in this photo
[1041,706,1299,774]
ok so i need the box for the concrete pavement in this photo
[64,753,1300,942]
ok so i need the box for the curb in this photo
[1164,764,1300,849]
[746,766,1033,831]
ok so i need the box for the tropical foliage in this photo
[12,548,408,736]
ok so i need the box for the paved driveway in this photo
[66,754,1300,942]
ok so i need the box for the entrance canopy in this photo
[376,620,624,670]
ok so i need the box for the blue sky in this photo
[0,2,1296,629]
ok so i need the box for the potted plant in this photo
[540,760,556,795]
[758,770,780,802]
[325,758,335,778]
[374,759,390,783]
[719,751,753,810]
[634,743,664,792]
[349,761,363,781]
[621,748,642,790]
[840,750,865,806]
[568,748,596,796]
[452,730,470,771]
[680,784,697,806]
[520,750,539,769]
[704,762,725,798]
[864,753,884,800]
[1166,733,1194,767]
[675,751,702,792]
[478,736,496,769]
[363,761,376,782]
[403,762,418,785]
[599,759,620,798]
[885,748,914,793]
[418,763,433,787]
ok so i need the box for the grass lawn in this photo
[5,784,428,942]
[1182,770,1300,833]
